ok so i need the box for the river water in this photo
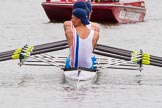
[0,0,162,108]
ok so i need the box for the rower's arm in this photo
[92,31,99,50]
[63,21,73,48]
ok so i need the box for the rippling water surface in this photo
[0,0,162,108]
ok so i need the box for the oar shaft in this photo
[0,50,14,56]
[150,59,162,64]
[149,62,162,67]
[33,40,68,51]
[0,45,68,62]
[150,55,162,61]
[0,40,68,58]
[93,50,131,61]
[31,45,68,55]
[95,45,132,57]
[96,44,132,53]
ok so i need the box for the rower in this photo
[64,8,99,70]
[63,1,100,65]
[64,1,100,33]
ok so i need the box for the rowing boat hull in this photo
[41,0,146,23]
[63,68,97,89]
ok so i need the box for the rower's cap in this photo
[73,1,90,17]
[73,1,87,9]
[72,8,90,25]
[85,1,92,13]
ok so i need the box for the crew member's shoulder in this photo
[64,21,73,32]
[64,21,72,26]
[91,22,100,32]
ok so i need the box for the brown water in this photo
[0,0,162,108]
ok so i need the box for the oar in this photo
[1,39,162,67]
[93,50,131,61]
[96,44,162,65]
[96,44,162,61]
[0,40,67,56]
[95,45,131,57]
[0,40,68,57]
[0,40,68,62]
[0,45,68,62]
[96,44,131,54]
[94,50,162,67]
[96,45,162,64]
[31,45,68,55]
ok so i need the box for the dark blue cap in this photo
[73,1,87,9]
[73,1,90,18]
[85,1,92,13]
[72,8,90,25]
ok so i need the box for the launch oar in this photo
[0,40,68,58]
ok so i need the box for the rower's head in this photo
[73,1,90,19]
[72,8,90,27]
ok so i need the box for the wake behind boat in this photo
[41,0,146,23]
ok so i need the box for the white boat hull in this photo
[63,68,97,89]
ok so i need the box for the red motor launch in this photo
[41,0,146,24]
